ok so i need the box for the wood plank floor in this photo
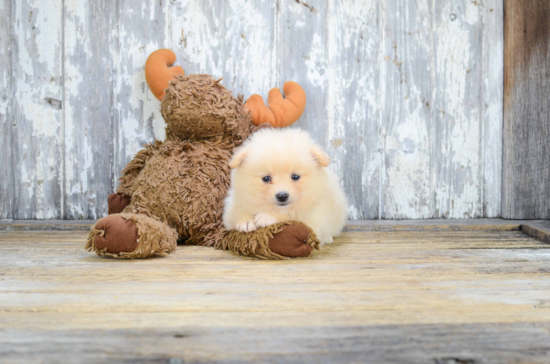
[1,229,550,363]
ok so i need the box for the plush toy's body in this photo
[86,50,320,259]
[121,139,232,244]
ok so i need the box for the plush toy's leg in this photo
[220,221,320,260]
[86,213,177,259]
[107,193,131,214]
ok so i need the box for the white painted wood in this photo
[168,0,277,99]
[327,0,380,219]
[380,0,434,219]
[0,0,505,220]
[433,0,483,218]
[482,0,503,218]
[278,0,329,155]
[11,0,63,219]
[0,0,13,219]
[63,0,117,219]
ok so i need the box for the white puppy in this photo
[223,128,348,245]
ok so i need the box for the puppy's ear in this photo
[229,149,248,169]
[311,146,330,167]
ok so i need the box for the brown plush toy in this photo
[86,49,320,259]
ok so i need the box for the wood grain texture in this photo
[0,0,504,219]
[482,0,503,218]
[433,0,483,218]
[522,221,550,244]
[11,0,63,219]
[63,0,117,219]
[380,0,434,218]
[345,218,524,232]
[327,0,380,219]
[2,323,550,364]
[503,0,550,219]
[278,0,329,146]
[0,0,13,219]
[0,230,549,362]
[169,0,277,100]
[0,219,95,230]
[0,217,534,232]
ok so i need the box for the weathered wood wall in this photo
[0,0,503,220]
[503,0,550,219]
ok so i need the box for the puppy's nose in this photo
[275,192,289,202]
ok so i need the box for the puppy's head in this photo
[229,128,330,212]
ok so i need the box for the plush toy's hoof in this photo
[108,193,131,214]
[268,222,314,258]
[93,215,140,253]
[86,213,178,259]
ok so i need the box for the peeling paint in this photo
[9,0,63,219]
[1,0,503,220]
[0,0,12,219]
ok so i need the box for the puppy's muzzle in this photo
[275,192,289,203]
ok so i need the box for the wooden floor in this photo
[1,227,550,363]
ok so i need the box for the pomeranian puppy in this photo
[223,128,348,245]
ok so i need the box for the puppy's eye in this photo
[291,174,300,181]
[262,176,272,183]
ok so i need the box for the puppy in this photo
[223,128,348,245]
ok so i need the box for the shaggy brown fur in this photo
[87,213,177,259]
[161,74,251,144]
[222,221,320,259]
[123,138,233,248]
[117,140,162,196]
[86,74,319,259]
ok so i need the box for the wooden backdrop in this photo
[0,0,503,220]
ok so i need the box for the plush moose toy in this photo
[86,49,320,259]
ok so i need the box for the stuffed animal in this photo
[86,49,320,259]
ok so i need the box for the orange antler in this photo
[244,81,306,127]
[145,49,185,101]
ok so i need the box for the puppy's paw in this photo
[254,213,277,228]
[319,235,333,245]
[236,221,258,233]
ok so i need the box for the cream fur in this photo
[223,128,348,245]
